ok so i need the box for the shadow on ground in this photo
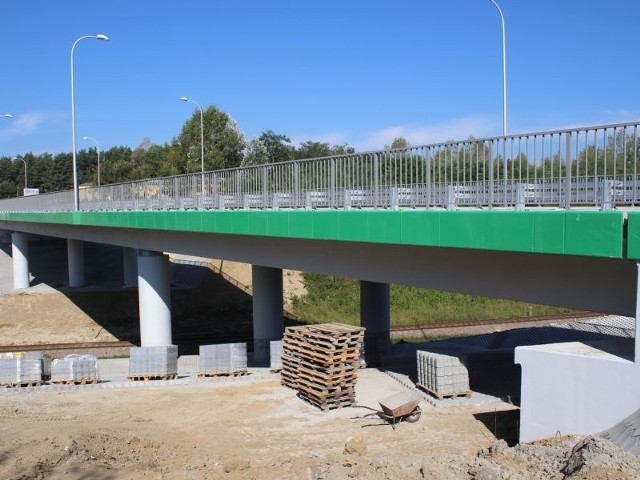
[0,235,304,355]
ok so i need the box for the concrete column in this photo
[122,247,138,287]
[252,265,283,364]
[138,250,172,346]
[67,239,85,288]
[360,280,391,366]
[11,232,30,290]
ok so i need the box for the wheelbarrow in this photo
[357,390,422,429]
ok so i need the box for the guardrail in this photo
[0,121,638,212]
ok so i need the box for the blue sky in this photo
[1,0,639,158]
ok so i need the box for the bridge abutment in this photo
[67,239,85,288]
[137,250,172,346]
[11,232,30,289]
[360,280,390,366]
[251,265,283,365]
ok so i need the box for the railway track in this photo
[0,341,133,354]
[0,312,599,353]
[390,311,597,333]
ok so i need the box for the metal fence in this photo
[1,121,638,213]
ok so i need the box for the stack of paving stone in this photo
[416,350,470,400]
[198,343,247,376]
[50,354,100,384]
[281,323,365,411]
[128,345,178,380]
[269,340,283,372]
[0,356,43,386]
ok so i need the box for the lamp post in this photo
[179,96,205,194]
[15,157,27,191]
[2,114,12,119]
[82,135,101,186]
[71,34,109,211]
[489,0,507,137]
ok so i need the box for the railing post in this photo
[262,166,268,209]
[488,140,495,209]
[601,179,614,211]
[425,149,431,208]
[293,162,300,208]
[564,131,572,209]
[390,187,399,210]
[445,185,457,210]
[373,154,380,208]
[235,172,242,209]
[516,183,526,211]
[330,158,336,209]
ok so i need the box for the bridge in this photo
[1,120,640,443]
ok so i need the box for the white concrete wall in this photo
[515,342,640,442]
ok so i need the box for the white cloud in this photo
[0,111,63,141]
[351,116,498,152]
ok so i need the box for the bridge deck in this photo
[0,209,633,259]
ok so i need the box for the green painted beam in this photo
[626,212,640,260]
[0,209,625,259]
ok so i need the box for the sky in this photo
[1,0,639,158]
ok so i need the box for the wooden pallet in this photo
[297,391,355,412]
[128,374,178,381]
[0,381,42,388]
[296,379,355,398]
[416,383,472,400]
[49,378,98,385]
[283,333,363,353]
[282,343,361,366]
[196,370,249,378]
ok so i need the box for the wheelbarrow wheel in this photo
[405,407,421,423]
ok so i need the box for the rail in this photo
[1,121,638,212]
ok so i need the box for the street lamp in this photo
[179,96,205,194]
[14,157,27,190]
[489,0,507,137]
[2,114,12,119]
[82,135,101,186]
[71,34,109,211]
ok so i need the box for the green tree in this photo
[242,137,270,166]
[178,106,245,172]
[385,137,410,150]
[258,130,294,163]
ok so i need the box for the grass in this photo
[290,273,572,326]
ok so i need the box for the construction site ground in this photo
[0,235,639,479]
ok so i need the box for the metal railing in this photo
[1,121,638,213]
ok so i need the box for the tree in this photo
[258,130,294,163]
[294,141,355,160]
[385,137,410,150]
[242,137,270,166]
[177,106,245,172]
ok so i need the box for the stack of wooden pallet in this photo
[281,323,365,411]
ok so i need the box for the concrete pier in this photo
[123,247,138,287]
[67,239,85,288]
[138,250,172,346]
[252,265,284,364]
[360,280,391,366]
[11,232,30,290]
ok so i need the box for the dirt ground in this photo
[0,375,493,480]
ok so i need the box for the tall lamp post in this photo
[71,34,109,211]
[82,135,101,186]
[15,157,27,191]
[2,113,12,119]
[179,96,205,194]
[489,0,507,137]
